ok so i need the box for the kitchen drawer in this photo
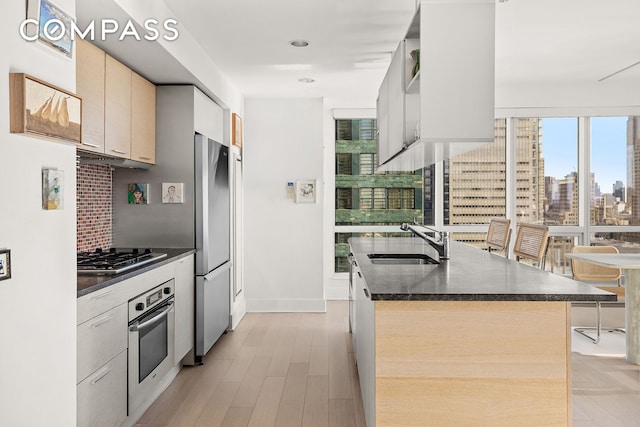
[77,302,127,383]
[77,349,127,427]
[78,285,128,325]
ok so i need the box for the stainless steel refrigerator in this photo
[194,133,230,364]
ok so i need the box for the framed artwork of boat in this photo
[9,73,82,144]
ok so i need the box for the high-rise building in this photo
[613,180,625,202]
[445,118,544,229]
[628,117,640,225]
[334,118,423,271]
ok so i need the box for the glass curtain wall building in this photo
[334,116,640,274]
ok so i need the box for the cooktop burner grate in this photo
[77,248,167,275]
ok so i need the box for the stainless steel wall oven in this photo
[128,279,175,413]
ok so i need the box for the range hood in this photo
[77,150,153,169]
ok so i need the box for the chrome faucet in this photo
[400,220,450,260]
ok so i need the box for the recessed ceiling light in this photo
[290,40,309,48]
[298,78,315,83]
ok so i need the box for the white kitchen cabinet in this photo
[77,303,127,383]
[174,254,195,363]
[355,265,375,427]
[376,71,389,165]
[77,292,128,427]
[377,43,405,166]
[386,44,406,162]
[377,0,495,171]
[77,255,193,426]
[77,350,127,427]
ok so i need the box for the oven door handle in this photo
[129,301,174,332]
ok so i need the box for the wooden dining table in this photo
[566,252,640,364]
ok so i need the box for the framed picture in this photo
[42,167,64,210]
[128,183,149,204]
[296,179,317,203]
[27,0,75,59]
[162,182,184,204]
[9,73,82,144]
[0,249,11,281]
[232,113,243,149]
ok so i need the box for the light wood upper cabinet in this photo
[105,55,132,159]
[76,39,105,153]
[131,72,156,164]
[75,42,161,166]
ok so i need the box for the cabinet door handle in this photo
[363,288,370,298]
[82,142,100,148]
[137,156,152,160]
[357,272,362,278]
[90,366,113,385]
[90,290,113,300]
[110,149,127,154]
[90,315,113,329]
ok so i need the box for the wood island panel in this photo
[374,300,571,426]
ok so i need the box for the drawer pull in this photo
[90,290,113,300]
[90,366,113,385]
[82,142,100,148]
[110,149,127,154]
[363,288,370,298]
[90,315,113,328]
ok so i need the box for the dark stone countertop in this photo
[349,237,617,302]
[77,248,196,298]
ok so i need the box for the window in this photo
[335,115,640,275]
[444,119,506,227]
[590,117,636,225]
[514,118,578,226]
[334,118,424,271]
[359,154,376,175]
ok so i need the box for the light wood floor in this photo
[136,301,640,427]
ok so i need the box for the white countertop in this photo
[566,253,640,269]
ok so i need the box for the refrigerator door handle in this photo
[203,261,231,282]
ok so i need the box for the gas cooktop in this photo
[77,248,167,275]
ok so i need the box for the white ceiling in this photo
[160,0,418,108]
[80,0,640,109]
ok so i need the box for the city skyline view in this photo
[543,116,627,192]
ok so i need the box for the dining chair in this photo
[513,223,549,269]
[570,245,625,344]
[485,218,512,257]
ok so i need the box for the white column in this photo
[626,269,640,364]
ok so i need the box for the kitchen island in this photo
[349,237,615,427]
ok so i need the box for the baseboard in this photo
[230,299,247,330]
[325,284,348,300]
[246,298,327,312]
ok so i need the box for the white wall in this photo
[244,98,326,312]
[0,1,77,425]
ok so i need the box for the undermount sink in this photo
[367,253,440,265]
